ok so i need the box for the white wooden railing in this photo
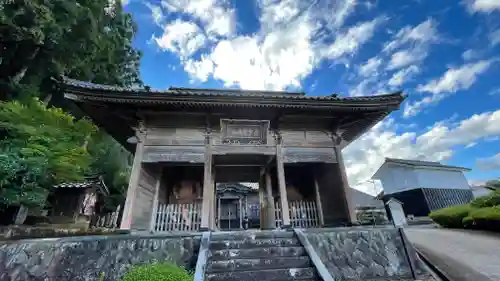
[91,205,121,229]
[275,200,320,228]
[154,203,202,232]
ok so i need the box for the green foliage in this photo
[0,99,96,207]
[429,204,472,228]
[0,0,142,100]
[87,132,131,212]
[120,263,194,281]
[470,190,500,208]
[463,207,500,230]
[0,0,141,212]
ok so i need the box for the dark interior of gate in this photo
[148,159,350,231]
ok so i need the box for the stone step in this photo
[206,256,312,273]
[210,230,295,241]
[209,238,301,250]
[209,246,307,260]
[206,267,318,281]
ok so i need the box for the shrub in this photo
[120,263,193,281]
[429,204,472,228]
[462,207,500,231]
[470,191,500,208]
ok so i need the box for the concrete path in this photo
[405,228,500,281]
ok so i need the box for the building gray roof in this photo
[384,158,471,171]
[54,176,109,195]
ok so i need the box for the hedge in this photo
[428,204,472,228]
[462,207,500,231]
[120,263,193,281]
[470,190,500,208]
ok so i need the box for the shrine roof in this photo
[60,77,406,152]
[60,77,405,108]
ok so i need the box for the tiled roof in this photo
[61,76,406,103]
[385,158,471,171]
[54,176,109,195]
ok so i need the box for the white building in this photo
[470,185,496,198]
[371,158,473,217]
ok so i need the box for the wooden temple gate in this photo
[60,78,405,232]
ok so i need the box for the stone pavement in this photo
[405,227,500,281]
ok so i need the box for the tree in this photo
[0,0,141,213]
[0,99,96,207]
[88,132,131,212]
[0,0,142,101]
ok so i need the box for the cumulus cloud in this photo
[322,18,384,60]
[418,60,494,94]
[358,57,383,77]
[160,0,235,37]
[462,49,479,61]
[490,29,500,46]
[383,19,439,71]
[147,0,385,90]
[344,109,500,193]
[477,153,500,171]
[465,0,500,13]
[403,59,496,117]
[388,65,419,87]
[152,19,206,58]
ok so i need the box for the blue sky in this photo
[121,0,500,192]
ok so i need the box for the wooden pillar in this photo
[239,197,243,229]
[209,171,216,230]
[258,179,266,229]
[265,170,276,229]
[120,125,146,229]
[200,134,213,231]
[313,176,325,227]
[334,145,356,223]
[149,168,163,232]
[276,143,291,228]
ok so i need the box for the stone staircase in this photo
[205,230,322,281]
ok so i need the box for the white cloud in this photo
[161,0,234,37]
[383,19,439,53]
[489,88,500,95]
[183,1,383,90]
[152,19,206,58]
[465,0,500,13]
[404,60,495,117]
[388,65,419,87]
[417,60,494,94]
[184,56,214,82]
[462,49,479,61]
[344,109,500,193]
[359,57,383,77]
[387,49,426,70]
[490,29,500,46]
[477,153,500,170]
[323,18,383,60]
[383,19,439,71]
[145,3,164,25]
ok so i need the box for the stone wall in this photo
[0,233,200,281]
[302,227,433,280]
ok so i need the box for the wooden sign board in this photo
[220,119,269,145]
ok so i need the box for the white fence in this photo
[275,200,320,228]
[154,203,202,232]
[92,205,121,229]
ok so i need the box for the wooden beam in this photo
[120,123,146,229]
[276,141,291,227]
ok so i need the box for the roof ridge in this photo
[169,86,306,96]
